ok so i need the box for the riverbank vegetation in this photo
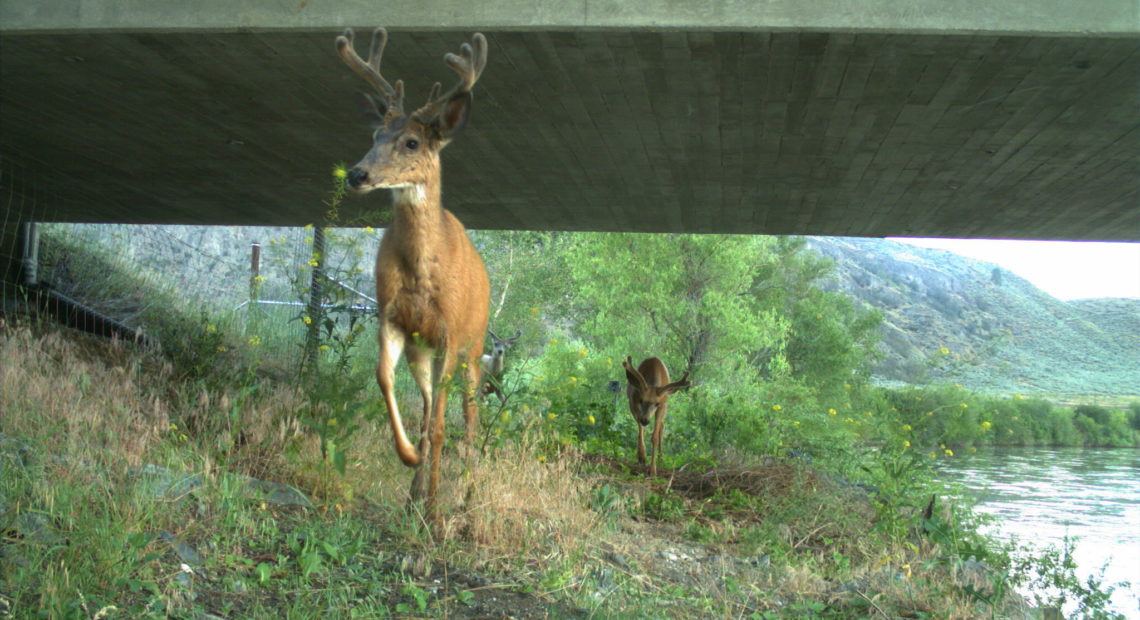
[1,219,1133,618]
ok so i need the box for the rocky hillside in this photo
[807,237,1140,397]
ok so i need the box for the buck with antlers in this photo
[622,356,691,476]
[481,329,521,403]
[335,27,491,516]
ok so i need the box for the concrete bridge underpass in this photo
[1,0,1138,241]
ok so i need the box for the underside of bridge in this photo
[1,1,1138,240]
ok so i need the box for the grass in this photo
[1,320,1061,619]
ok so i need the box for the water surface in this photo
[935,447,1139,618]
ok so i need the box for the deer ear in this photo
[623,357,648,391]
[663,371,691,394]
[435,91,472,140]
[356,92,387,129]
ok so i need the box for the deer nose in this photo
[346,168,369,188]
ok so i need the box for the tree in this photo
[561,233,789,380]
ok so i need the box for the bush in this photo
[1073,405,1112,426]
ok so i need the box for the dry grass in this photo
[459,444,598,563]
[2,319,1043,619]
[1,320,170,468]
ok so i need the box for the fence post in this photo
[246,242,262,331]
[302,227,326,373]
[249,242,261,301]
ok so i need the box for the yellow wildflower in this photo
[981,421,992,430]
[771,404,782,411]
[587,415,596,425]
[902,424,912,431]
[903,440,911,447]
[827,408,837,415]
[944,449,954,457]
[333,166,347,179]
[939,346,950,355]
[363,226,374,234]
[205,324,217,333]
[547,412,557,421]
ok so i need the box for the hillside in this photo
[807,237,1140,397]
[31,225,1139,398]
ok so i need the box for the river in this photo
[934,447,1140,619]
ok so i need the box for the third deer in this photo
[481,328,521,403]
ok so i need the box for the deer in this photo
[481,329,521,403]
[622,356,690,476]
[335,27,491,518]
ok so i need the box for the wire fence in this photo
[7,221,387,364]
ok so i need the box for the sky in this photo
[887,238,1140,301]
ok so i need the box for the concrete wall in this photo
[3,0,1137,35]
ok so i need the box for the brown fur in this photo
[337,28,491,518]
[622,356,691,476]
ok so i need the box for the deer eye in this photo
[404,138,420,151]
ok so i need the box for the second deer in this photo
[481,329,521,403]
[336,27,491,518]
[622,356,690,476]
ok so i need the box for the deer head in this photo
[336,27,487,193]
[623,356,690,426]
[623,356,690,476]
[487,329,521,368]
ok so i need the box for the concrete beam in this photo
[3,0,1138,36]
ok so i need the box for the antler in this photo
[336,27,405,117]
[412,32,488,121]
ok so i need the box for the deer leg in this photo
[426,352,455,522]
[636,423,647,465]
[650,405,666,477]
[406,345,434,503]
[377,320,418,467]
[462,351,482,444]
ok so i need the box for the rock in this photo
[134,464,202,499]
[236,475,313,509]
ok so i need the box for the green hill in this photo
[807,236,1140,397]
